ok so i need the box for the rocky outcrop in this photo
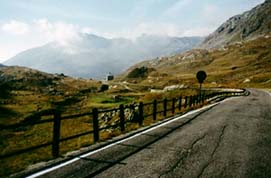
[200,0,271,49]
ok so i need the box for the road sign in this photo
[196,71,207,99]
[196,70,207,84]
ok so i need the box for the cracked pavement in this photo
[34,89,271,178]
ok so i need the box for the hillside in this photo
[0,65,145,177]
[120,1,271,89]
[121,36,271,88]
[4,34,203,79]
[0,66,102,125]
[200,0,271,48]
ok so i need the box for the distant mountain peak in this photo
[200,1,271,48]
[4,34,203,79]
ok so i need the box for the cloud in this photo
[81,27,94,34]
[2,20,30,35]
[181,27,215,37]
[0,19,90,59]
[1,19,83,45]
[100,22,183,39]
[132,22,181,37]
[34,19,82,45]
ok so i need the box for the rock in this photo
[150,89,164,93]
[243,79,251,83]
[211,82,217,85]
[163,84,185,91]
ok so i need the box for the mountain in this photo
[4,34,203,79]
[200,0,271,49]
[120,0,271,88]
[121,36,271,88]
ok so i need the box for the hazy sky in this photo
[0,0,264,62]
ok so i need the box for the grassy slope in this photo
[121,36,271,89]
[0,66,148,177]
[0,66,100,124]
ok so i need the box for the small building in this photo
[106,73,114,81]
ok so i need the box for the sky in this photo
[0,0,265,62]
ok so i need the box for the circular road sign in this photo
[196,70,207,84]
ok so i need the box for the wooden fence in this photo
[0,89,249,160]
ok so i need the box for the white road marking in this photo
[27,102,220,178]
[263,90,271,97]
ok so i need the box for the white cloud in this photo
[0,43,39,62]
[101,22,183,39]
[81,27,94,34]
[1,19,83,45]
[34,19,82,45]
[0,19,90,59]
[129,23,178,37]
[2,20,30,35]
[181,27,215,37]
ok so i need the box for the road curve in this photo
[28,89,271,178]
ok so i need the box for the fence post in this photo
[153,99,157,121]
[201,91,205,104]
[52,110,61,158]
[192,95,195,106]
[172,98,175,114]
[119,104,125,132]
[139,102,144,126]
[178,97,182,111]
[92,108,99,142]
[163,98,167,117]
[184,96,188,108]
[189,95,193,108]
[194,95,196,106]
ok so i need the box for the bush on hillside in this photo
[127,66,155,79]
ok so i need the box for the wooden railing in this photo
[0,89,249,160]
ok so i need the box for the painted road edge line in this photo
[26,102,219,178]
[263,90,271,97]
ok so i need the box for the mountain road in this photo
[27,89,271,178]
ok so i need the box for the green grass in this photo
[86,94,136,108]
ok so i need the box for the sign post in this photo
[196,70,207,98]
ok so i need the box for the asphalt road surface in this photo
[28,89,271,178]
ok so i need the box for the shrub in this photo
[127,66,155,79]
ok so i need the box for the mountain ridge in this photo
[120,36,271,88]
[120,1,271,88]
[4,34,203,79]
[200,0,271,48]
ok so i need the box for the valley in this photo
[0,0,271,177]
